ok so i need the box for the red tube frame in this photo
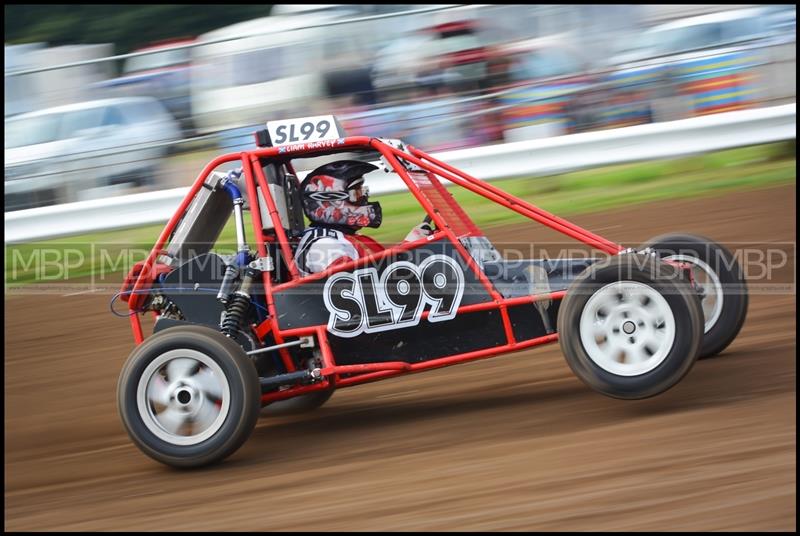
[122,136,623,403]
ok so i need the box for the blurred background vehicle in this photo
[190,5,370,145]
[4,96,180,210]
[343,16,493,152]
[491,35,593,141]
[3,4,796,210]
[5,43,113,118]
[91,38,196,136]
[602,7,795,126]
[371,19,491,98]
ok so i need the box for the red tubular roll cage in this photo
[125,136,624,404]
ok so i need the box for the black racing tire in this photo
[558,254,704,400]
[642,233,748,359]
[117,325,261,468]
[261,389,335,416]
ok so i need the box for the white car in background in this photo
[5,97,180,210]
[190,5,370,136]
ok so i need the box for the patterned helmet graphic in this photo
[300,160,382,229]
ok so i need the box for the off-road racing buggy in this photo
[116,115,748,468]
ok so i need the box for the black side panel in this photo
[329,309,507,365]
[507,300,562,342]
[154,318,216,332]
[273,239,505,365]
[160,253,227,326]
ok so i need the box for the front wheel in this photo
[642,233,748,358]
[558,255,704,400]
[117,325,261,468]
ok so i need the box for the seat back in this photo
[258,163,305,239]
[257,162,306,282]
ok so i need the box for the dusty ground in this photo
[4,184,796,531]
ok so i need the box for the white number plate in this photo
[266,115,343,147]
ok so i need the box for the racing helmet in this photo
[300,160,382,230]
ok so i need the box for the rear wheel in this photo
[642,233,748,358]
[117,325,261,468]
[558,254,703,399]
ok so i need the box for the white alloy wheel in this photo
[579,281,676,377]
[137,349,231,446]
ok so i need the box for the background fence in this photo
[5,5,796,209]
[5,103,795,243]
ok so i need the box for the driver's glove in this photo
[404,221,434,242]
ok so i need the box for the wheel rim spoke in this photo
[136,349,232,446]
[147,375,171,407]
[193,367,224,401]
[612,345,627,364]
[629,345,650,364]
[157,406,188,435]
[167,358,196,382]
[192,399,219,435]
[580,281,676,377]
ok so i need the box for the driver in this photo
[295,160,433,275]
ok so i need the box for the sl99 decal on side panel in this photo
[323,255,465,338]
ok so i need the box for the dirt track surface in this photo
[5,184,796,531]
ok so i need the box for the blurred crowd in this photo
[4,4,797,210]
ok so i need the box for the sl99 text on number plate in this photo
[266,115,343,146]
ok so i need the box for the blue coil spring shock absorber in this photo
[218,168,256,337]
